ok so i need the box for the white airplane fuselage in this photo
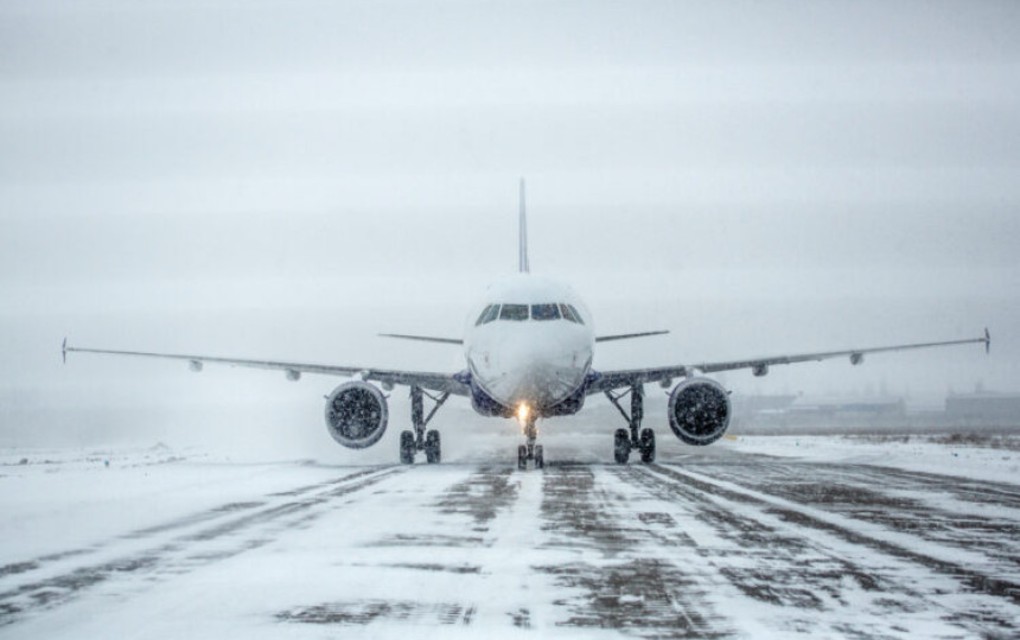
[463,274,595,419]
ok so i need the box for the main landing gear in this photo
[399,386,450,464]
[517,415,544,471]
[605,384,656,464]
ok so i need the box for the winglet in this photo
[985,327,991,354]
[62,337,68,364]
[518,177,529,274]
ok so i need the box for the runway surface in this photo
[2,437,1019,639]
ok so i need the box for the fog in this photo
[2,0,1018,451]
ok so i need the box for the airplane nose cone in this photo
[492,342,589,409]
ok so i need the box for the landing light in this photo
[517,403,530,425]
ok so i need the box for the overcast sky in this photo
[2,0,1018,449]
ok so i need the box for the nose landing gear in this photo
[517,416,544,470]
[605,384,656,464]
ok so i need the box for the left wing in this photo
[62,340,470,396]
[588,329,990,394]
[378,333,464,345]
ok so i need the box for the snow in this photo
[724,433,1020,485]
[2,434,1019,638]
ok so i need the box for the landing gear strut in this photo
[399,385,450,464]
[604,384,655,464]
[517,416,544,470]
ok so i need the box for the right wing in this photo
[62,340,470,396]
[589,329,990,394]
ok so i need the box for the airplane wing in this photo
[62,340,470,396]
[378,333,464,345]
[588,329,990,394]
[595,330,669,343]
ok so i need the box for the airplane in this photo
[63,180,991,469]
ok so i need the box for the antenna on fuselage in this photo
[518,177,530,273]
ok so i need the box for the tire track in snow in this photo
[0,466,404,627]
[0,466,386,582]
[277,463,525,630]
[683,457,1020,580]
[612,463,906,637]
[536,462,731,639]
[654,462,1020,604]
[630,461,1020,637]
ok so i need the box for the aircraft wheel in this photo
[399,430,415,465]
[534,445,544,469]
[517,444,528,470]
[424,430,441,464]
[614,429,630,464]
[639,428,656,464]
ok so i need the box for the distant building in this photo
[788,397,906,417]
[732,395,797,416]
[945,394,1020,422]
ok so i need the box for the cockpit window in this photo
[499,304,529,321]
[531,303,561,321]
[560,303,584,324]
[486,302,580,323]
[475,304,500,326]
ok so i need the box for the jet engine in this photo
[324,381,388,449]
[667,377,731,446]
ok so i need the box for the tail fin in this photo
[518,177,530,273]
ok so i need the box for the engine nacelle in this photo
[324,381,388,449]
[667,377,731,446]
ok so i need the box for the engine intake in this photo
[324,381,388,449]
[667,377,731,446]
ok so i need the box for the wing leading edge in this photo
[588,329,990,394]
[62,341,469,396]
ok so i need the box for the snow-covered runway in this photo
[2,436,1019,639]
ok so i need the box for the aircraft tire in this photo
[425,430,441,464]
[639,428,656,464]
[614,429,630,464]
[534,445,544,469]
[517,444,528,470]
[399,430,415,465]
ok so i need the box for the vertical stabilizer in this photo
[518,178,530,273]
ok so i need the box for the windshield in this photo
[499,304,529,321]
[531,303,561,321]
[483,302,582,323]
[475,304,500,325]
[560,304,583,324]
